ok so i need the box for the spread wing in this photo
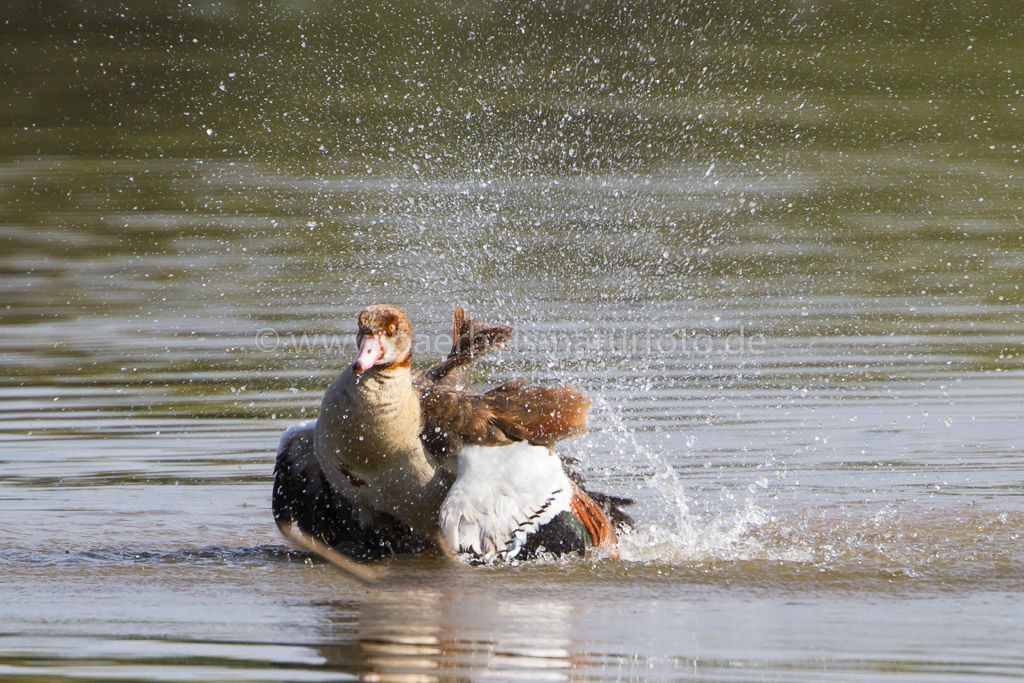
[415,307,590,460]
[413,306,513,390]
[420,379,590,464]
[415,306,631,532]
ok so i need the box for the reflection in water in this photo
[305,552,1024,681]
[317,572,582,682]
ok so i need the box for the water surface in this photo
[2,2,1023,680]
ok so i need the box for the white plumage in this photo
[439,442,574,563]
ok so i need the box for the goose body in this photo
[314,363,447,537]
[272,304,630,563]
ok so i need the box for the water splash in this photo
[586,394,808,564]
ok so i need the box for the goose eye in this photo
[387,323,396,335]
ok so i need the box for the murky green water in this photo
[2,2,1023,680]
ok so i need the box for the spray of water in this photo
[581,394,809,565]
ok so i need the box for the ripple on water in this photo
[3,7,1024,680]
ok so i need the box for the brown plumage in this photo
[415,307,513,387]
[570,486,619,554]
[415,308,591,462]
[482,379,590,445]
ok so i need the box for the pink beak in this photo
[353,334,383,375]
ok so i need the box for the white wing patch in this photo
[439,442,574,563]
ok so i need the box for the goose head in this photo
[352,304,413,375]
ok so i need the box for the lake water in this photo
[2,2,1023,680]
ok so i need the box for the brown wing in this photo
[416,307,589,457]
[420,384,512,463]
[479,379,589,446]
[419,379,590,464]
[413,307,513,390]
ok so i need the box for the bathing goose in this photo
[273,304,630,563]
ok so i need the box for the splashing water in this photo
[584,394,809,565]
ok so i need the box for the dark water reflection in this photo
[2,1,1024,680]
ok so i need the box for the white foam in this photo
[588,395,812,565]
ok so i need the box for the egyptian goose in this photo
[273,305,630,563]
